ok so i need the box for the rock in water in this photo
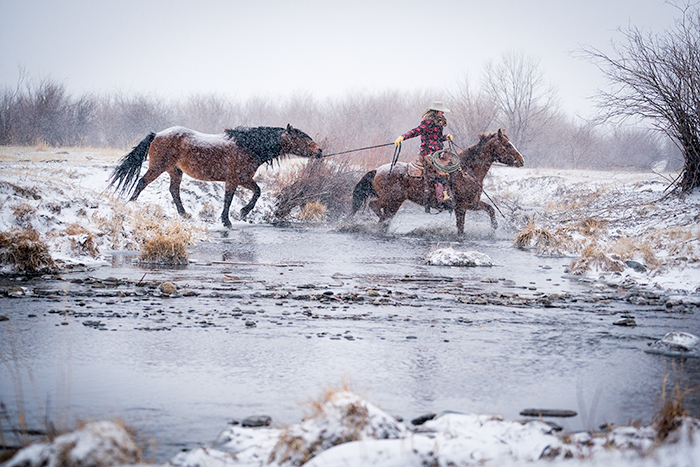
[646,331,700,357]
[159,281,177,295]
[426,247,493,267]
[241,415,272,427]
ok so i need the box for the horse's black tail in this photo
[108,132,156,196]
[351,170,377,216]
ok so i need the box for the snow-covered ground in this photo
[1,146,698,291]
[2,146,700,466]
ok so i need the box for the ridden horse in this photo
[351,129,524,235]
[109,125,322,227]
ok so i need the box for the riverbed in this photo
[2,207,699,463]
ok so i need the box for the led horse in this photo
[109,125,322,227]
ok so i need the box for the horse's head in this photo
[488,129,524,167]
[280,124,323,158]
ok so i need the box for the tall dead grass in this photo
[62,225,99,258]
[654,364,698,441]
[513,220,576,256]
[568,242,625,275]
[94,201,204,264]
[0,229,55,273]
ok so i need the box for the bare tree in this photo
[448,77,499,143]
[582,2,700,192]
[482,50,558,151]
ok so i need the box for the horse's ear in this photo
[498,128,503,138]
[286,124,293,131]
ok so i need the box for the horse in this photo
[108,124,322,227]
[351,129,524,235]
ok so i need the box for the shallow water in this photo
[2,207,699,462]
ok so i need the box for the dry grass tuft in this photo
[568,242,625,275]
[198,202,217,222]
[0,228,55,273]
[578,217,606,236]
[273,158,362,221]
[514,221,575,255]
[298,201,327,222]
[63,225,99,258]
[654,367,697,441]
[268,381,371,467]
[0,181,41,200]
[11,204,37,228]
[609,236,661,270]
[138,223,190,265]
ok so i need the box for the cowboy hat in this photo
[427,101,451,113]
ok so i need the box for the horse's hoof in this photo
[180,212,191,219]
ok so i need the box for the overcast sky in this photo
[0,0,682,118]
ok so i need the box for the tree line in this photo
[0,48,683,172]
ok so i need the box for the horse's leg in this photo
[220,180,239,228]
[368,199,384,219]
[455,203,467,235]
[239,179,261,220]
[167,167,189,217]
[129,167,164,201]
[479,201,498,230]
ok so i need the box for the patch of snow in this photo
[425,246,493,266]
[164,391,700,467]
[5,420,142,467]
[645,331,700,357]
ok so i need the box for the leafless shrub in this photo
[582,3,700,191]
[274,158,362,221]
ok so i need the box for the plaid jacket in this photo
[402,119,446,155]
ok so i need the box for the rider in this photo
[394,101,453,212]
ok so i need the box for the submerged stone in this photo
[520,408,577,418]
[241,415,272,427]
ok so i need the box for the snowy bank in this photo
[8,390,699,467]
[0,147,699,293]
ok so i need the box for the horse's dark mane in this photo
[224,126,285,164]
[460,132,497,163]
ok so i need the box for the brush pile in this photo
[273,158,362,221]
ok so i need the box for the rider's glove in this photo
[445,134,453,141]
[394,136,404,146]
